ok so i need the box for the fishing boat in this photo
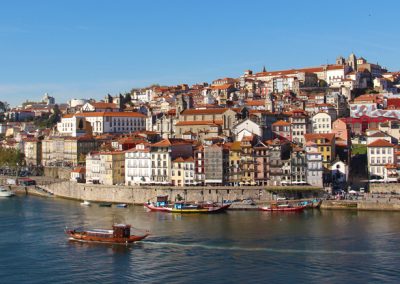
[80,200,91,206]
[116,203,128,208]
[259,203,306,212]
[65,224,149,244]
[0,187,15,197]
[99,203,112,207]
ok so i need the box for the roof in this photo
[71,167,86,174]
[181,108,236,115]
[272,120,291,126]
[62,112,146,118]
[367,139,395,147]
[151,138,192,147]
[304,133,335,143]
[91,102,119,109]
[175,120,223,126]
[211,84,233,90]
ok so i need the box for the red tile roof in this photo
[63,112,146,118]
[367,139,395,147]
[175,120,223,126]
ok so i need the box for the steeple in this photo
[262,66,267,73]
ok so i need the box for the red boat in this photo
[65,224,149,244]
[259,203,306,212]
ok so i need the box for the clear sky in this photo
[0,0,399,106]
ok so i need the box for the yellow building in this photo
[304,133,336,171]
[171,157,195,187]
[227,141,242,186]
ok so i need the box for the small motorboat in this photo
[0,187,15,197]
[99,203,112,207]
[116,203,128,208]
[65,224,149,244]
[80,200,91,206]
[260,203,306,212]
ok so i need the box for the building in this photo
[23,138,42,166]
[304,133,336,182]
[272,120,291,142]
[312,112,332,134]
[86,151,125,185]
[204,144,229,185]
[125,143,151,185]
[289,110,309,145]
[171,157,195,186]
[305,142,323,187]
[150,138,193,184]
[367,139,395,179]
[58,112,146,136]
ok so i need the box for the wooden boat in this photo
[99,203,112,207]
[144,196,230,213]
[259,203,306,212]
[65,224,149,244]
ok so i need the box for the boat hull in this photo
[66,231,148,244]
[144,203,230,213]
[259,205,306,212]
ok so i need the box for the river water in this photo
[0,195,399,283]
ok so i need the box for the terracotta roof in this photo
[272,120,291,126]
[181,108,234,115]
[304,133,335,143]
[92,102,119,109]
[151,138,192,147]
[176,120,223,126]
[367,139,395,147]
[72,167,86,174]
[62,112,146,118]
[211,83,233,90]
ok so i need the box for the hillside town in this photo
[1,53,400,193]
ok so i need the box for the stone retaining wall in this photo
[321,200,400,211]
[42,181,322,204]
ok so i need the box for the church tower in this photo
[348,53,357,71]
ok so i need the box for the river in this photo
[0,195,399,283]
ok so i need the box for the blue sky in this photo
[0,0,399,106]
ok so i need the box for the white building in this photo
[58,112,146,136]
[125,143,152,185]
[312,112,332,134]
[232,119,263,141]
[367,139,395,179]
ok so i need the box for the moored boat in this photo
[99,203,112,207]
[260,203,306,212]
[116,203,128,208]
[300,199,323,209]
[80,200,91,206]
[65,224,149,244]
[0,187,15,197]
[144,196,230,213]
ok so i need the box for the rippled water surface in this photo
[1,196,400,283]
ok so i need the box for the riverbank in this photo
[321,200,400,211]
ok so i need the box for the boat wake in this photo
[142,240,396,256]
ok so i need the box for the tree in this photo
[318,80,328,87]
[0,101,9,112]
